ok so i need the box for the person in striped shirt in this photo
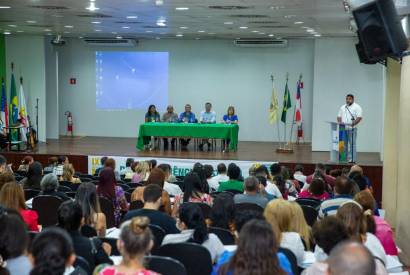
[318,176,353,219]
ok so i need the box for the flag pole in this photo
[270,75,281,147]
[283,73,289,149]
[289,74,302,145]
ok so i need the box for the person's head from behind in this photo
[75,182,101,226]
[256,176,267,188]
[149,159,157,170]
[0,208,29,272]
[217,163,227,175]
[350,165,364,175]
[0,155,7,173]
[100,156,108,166]
[350,172,368,191]
[143,184,162,209]
[244,176,259,194]
[58,155,68,165]
[227,163,241,180]
[118,217,154,259]
[220,219,285,275]
[354,190,376,214]
[29,228,75,275]
[136,161,150,175]
[346,93,355,106]
[62,164,75,181]
[234,209,265,236]
[203,164,214,179]
[270,163,281,177]
[336,201,366,242]
[40,173,59,192]
[185,104,191,113]
[274,175,287,196]
[157,164,171,180]
[166,105,174,114]
[125,158,134,168]
[0,182,26,211]
[147,104,157,115]
[183,172,206,202]
[98,167,116,199]
[146,168,165,188]
[327,241,375,275]
[254,165,268,178]
[309,178,326,196]
[0,171,15,190]
[27,161,43,179]
[281,166,291,181]
[104,158,116,170]
[294,164,304,174]
[334,176,353,195]
[210,193,235,229]
[264,199,292,235]
[48,156,58,167]
[312,216,349,255]
[22,156,34,165]
[178,203,208,244]
[227,106,235,116]
[57,201,83,232]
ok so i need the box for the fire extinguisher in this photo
[64,111,73,137]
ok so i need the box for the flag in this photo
[9,71,18,141]
[269,77,279,124]
[1,78,8,129]
[280,77,292,123]
[295,75,303,125]
[18,77,28,141]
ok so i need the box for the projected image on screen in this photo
[96,51,168,110]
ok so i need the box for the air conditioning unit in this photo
[233,39,288,48]
[83,38,138,47]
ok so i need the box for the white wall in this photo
[56,38,315,142]
[45,39,59,139]
[312,38,384,152]
[5,35,46,142]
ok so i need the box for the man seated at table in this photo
[179,104,196,149]
[162,105,178,150]
[0,118,7,149]
[199,102,216,151]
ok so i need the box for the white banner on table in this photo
[88,155,277,177]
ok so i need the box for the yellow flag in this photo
[269,79,279,124]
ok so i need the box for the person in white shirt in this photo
[337,94,363,163]
[199,102,216,151]
[208,163,229,191]
[157,163,183,196]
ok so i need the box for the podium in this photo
[327,122,349,163]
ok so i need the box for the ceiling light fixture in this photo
[224,22,233,25]
[176,33,183,37]
[239,26,248,29]
[0,6,11,9]
[294,21,304,24]
[157,22,166,27]
[126,15,138,19]
[122,26,130,29]
[3,31,11,35]
[17,30,24,33]
[175,7,189,10]
[8,25,17,28]
[155,0,163,6]
[116,36,123,39]
[95,29,102,32]
[146,30,153,33]
[198,30,205,33]
[91,21,101,24]
[251,30,259,33]
[314,34,321,37]
[86,2,99,11]
[268,34,274,37]
[180,26,188,29]
[64,25,73,28]
[26,20,37,24]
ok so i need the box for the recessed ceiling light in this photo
[26,20,37,24]
[294,21,304,24]
[91,21,101,24]
[95,29,102,32]
[86,2,99,11]
[239,26,248,29]
[314,34,321,37]
[268,34,274,37]
[175,7,189,10]
[307,29,315,33]
[180,26,188,29]
[90,0,95,2]
[64,25,73,28]
[3,31,11,35]
[126,15,138,19]
[157,22,166,27]
[44,29,51,32]
[198,30,205,33]
[79,36,83,39]
[155,0,163,6]
[301,26,310,29]
[176,34,183,37]
[122,26,130,29]
[17,30,24,33]
[116,36,123,39]
[251,30,259,33]
[146,30,153,33]
[224,22,233,25]
[0,6,11,9]
[284,15,296,19]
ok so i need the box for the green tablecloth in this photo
[136,123,239,151]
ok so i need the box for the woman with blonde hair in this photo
[264,199,305,266]
[61,163,81,184]
[289,201,313,251]
[132,161,150,184]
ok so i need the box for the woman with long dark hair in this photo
[217,219,286,275]
[210,192,235,231]
[75,182,107,237]
[145,104,160,122]
[21,161,43,190]
[162,203,224,263]
[97,167,128,225]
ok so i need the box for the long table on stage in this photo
[136,122,239,151]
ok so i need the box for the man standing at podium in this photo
[337,94,362,163]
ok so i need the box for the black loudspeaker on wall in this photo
[352,0,408,63]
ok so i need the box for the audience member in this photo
[264,199,306,266]
[210,192,235,231]
[123,184,179,234]
[0,207,31,275]
[104,158,121,181]
[161,105,178,149]
[20,161,43,190]
[0,155,8,174]
[192,162,210,192]
[96,217,158,275]
[263,164,283,198]
[17,156,33,173]
[318,176,353,219]
[204,164,214,190]
[131,168,172,215]
[215,219,288,275]
[256,175,276,201]
[75,182,107,237]
[120,158,134,176]
[54,156,69,176]
[61,163,81,184]
[217,163,243,193]
[29,228,78,275]
[354,190,397,255]
[57,201,112,271]
[162,203,224,262]
[157,163,182,196]
[97,167,128,226]
[273,175,288,199]
[39,173,70,201]
[293,164,307,187]
[336,201,387,265]
[289,202,313,251]
[0,182,39,231]
[0,171,15,190]
[298,177,330,201]
[234,176,268,208]
[132,161,150,184]
[350,165,373,192]
[43,156,58,173]
[94,157,108,176]
[306,163,335,187]
[172,171,212,217]
[208,163,229,191]
[281,166,298,197]
[125,161,139,180]
[149,159,157,170]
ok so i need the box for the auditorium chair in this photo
[149,224,166,254]
[59,181,76,191]
[295,198,322,210]
[79,177,92,182]
[144,255,187,275]
[65,191,77,199]
[24,189,40,200]
[32,195,63,227]
[57,185,72,193]
[208,226,235,245]
[124,191,132,203]
[117,183,130,191]
[155,243,212,275]
[235,202,264,214]
[74,255,92,275]
[98,197,116,228]
[278,247,299,275]
[300,205,318,226]
[224,189,243,195]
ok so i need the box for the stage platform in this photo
[1,136,384,203]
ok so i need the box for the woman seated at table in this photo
[222,106,238,152]
[144,105,161,150]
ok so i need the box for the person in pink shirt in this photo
[354,190,398,255]
[298,178,330,201]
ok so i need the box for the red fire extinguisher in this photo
[64,111,73,137]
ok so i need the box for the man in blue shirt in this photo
[179,104,196,149]
[199,102,216,151]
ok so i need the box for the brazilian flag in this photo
[280,79,292,123]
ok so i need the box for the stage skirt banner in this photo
[88,155,277,178]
